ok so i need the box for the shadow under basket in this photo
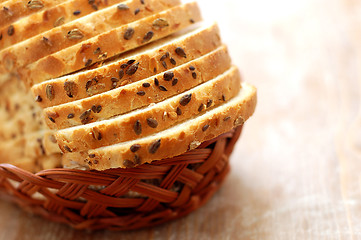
[0,126,243,231]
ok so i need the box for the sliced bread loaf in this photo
[31,22,221,108]
[44,45,231,129]
[0,0,65,29]
[0,0,128,50]
[56,66,241,151]
[18,2,202,87]
[62,82,257,170]
[0,0,180,72]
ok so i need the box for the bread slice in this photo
[0,0,181,73]
[18,2,202,87]
[56,66,241,152]
[0,0,128,50]
[0,0,65,29]
[0,153,62,173]
[0,130,60,158]
[62,82,257,170]
[31,22,222,108]
[0,79,49,141]
[44,45,231,129]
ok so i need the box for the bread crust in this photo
[0,0,180,75]
[62,83,257,170]
[0,0,65,29]
[55,66,241,151]
[0,0,129,50]
[18,2,202,87]
[44,45,231,129]
[31,23,221,108]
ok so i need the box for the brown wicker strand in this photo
[0,126,243,230]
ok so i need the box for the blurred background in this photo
[1,0,361,239]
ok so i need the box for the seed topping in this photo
[152,18,169,30]
[67,29,84,40]
[180,94,192,106]
[159,85,167,91]
[73,10,81,15]
[123,159,135,168]
[137,91,146,96]
[46,84,55,101]
[142,31,154,43]
[176,107,182,115]
[202,124,210,132]
[175,47,186,58]
[130,144,141,153]
[124,27,134,40]
[134,120,142,135]
[126,62,139,75]
[7,25,14,36]
[54,17,65,27]
[35,96,42,102]
[149,139,161,154]
[117,4,129,10]
[67,113,75,119]
[147,118,158,128]
[27,0,44,10]
[163,71,174,81]
[142,82,150,88]
[64,81,78,98]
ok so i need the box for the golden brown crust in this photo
[0,0,180,73]
[0,0,128,50]
[55,66,241,151]
[0,0,64,29]
[31,23,221,108]
[19,2,202,87]
[44,45,231,129]
[62,83,257,170]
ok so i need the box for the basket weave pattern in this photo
[0,126,242,230]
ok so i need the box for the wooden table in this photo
[1,0,361,239]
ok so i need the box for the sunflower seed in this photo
[7,25,14,36]
[180,94,192,106]
[159,85,167,91]
[175,47,186,58]
[152,18,169,30]
[117,4,129,10]
[130,144,141,153]
[137,91,146,96]
[142,82,150,88]
[124,27,134,40]
[172,78,178,86]
[163,71,174,81]
[192,72,197,79]
[126,62,139,75]
[134,120,142,135]
[134,8,140,15]
[176,107,182,115]
[27,0,44,10]
[46,84,55,101]
[202,124,210,132]
[154,78,159,86]
[170,58,176,65]
[64,81,78,98]
[147,118,158,128]
[73,10,81,15]
[67,29,84,40]
[142,31,154,43]
[54,16,65,27]
[149,139,161,154]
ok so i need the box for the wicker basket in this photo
[0,126,242,231]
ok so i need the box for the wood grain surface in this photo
[1,0,361,239]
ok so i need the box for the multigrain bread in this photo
[62,82,257,170]
[18,2,202,87]
[0,130,60,159]
[0,79,48,140]
[56,66,241,151]
[44,45,231,129]
[0,153,62,173]
[0,0,180,72]
[0,0,128,50]
[0,0,65,29]
[31,22,222,108]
